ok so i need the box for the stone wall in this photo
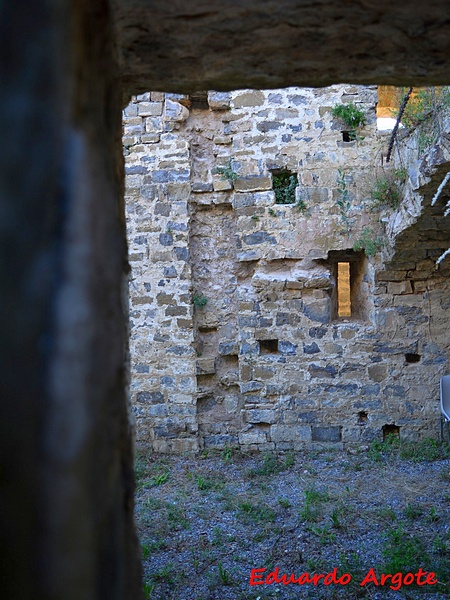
[124,85,450,452]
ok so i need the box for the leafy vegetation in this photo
[392,86,450,154]
[332,102,366,139]
[294,197,307,212]
[369,167,407,210]
[368,435,450,462]
[382,526,428,574]
[213,158,238,182]
[353,226,384,257]
[336,168,352,234]
[272,171,298,204]
[247,452,295,477]
[192,292,208,308]
[136,449,450,599]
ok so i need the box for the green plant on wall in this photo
[332,102,366,140]
[369,168,407,210]
[273,172,298,204]
[336,168,352,234]
[392,86,450,154]
[213,158,238,182]
[192,293,208,308]
[353,226,384,257]
[294,197,307,213]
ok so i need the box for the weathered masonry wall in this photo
[124,86,450,453]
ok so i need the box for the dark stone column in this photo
[0,1,142,599]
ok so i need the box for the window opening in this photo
[328,250,369,321]
[337,262,351,317]
[189,91,209,110]
[342,131,351,142]
[272,170,298,204]
[259,339,279,354]
[405,353,421,363]
[382,424,400,441]
[357,411,368,425]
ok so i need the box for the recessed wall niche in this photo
[328,250,370,321]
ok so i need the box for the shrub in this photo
[353,226,384,257]
[332,102,366,137]
[273,172,298,204]
[192,293,207,308]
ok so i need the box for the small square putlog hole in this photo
[357,411,368,425]
[259,339,279,354]
[272,170,298,204]
[382,424,400,441]
[405,353,421,364]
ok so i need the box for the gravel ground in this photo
[135,441,450,600]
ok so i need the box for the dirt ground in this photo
[135,439,450,599]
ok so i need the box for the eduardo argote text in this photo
[249,566,438,591]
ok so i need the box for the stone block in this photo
[308,364,336,378]
[213,135,232,145]
[311,426,342,442]
[164,99,189,122]
[270,424,311,443]
[196,357,216,375]
[138,102,163,116]
[191,181,214,193]
[213,177,233,191]
[233,91,266,107]
[218,341,238,355]
[243,409,276,424]
[303,342,321,354]
[148,404,168,417]
[234,175,272,192]
[136,391,164,404]
[279,340,297,355]
[208,91,231,110]
[241,380,264,393]
[388,280,413,295]
[303,299,331,323]
[238,430,268,444]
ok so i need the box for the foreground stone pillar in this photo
[0,1,142,599]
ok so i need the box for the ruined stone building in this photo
[5,2,450,599]
[124,85,450,454]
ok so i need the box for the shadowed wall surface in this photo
[1,0,450,599]
[113,0,450,95]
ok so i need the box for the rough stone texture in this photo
[112,1,450,95]
[1,2,142,600]
[5,1,450,598]
[125,86,450,453]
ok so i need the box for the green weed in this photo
[192,293,208,308]
[332,102,366,132]
[218,562,232,585]
[382,526,429,573]
[353,226,384,257]
[278,497,292,509]
[150,470,169,486]
[273,172,298,205]
[143,580,156,599]
[403,503,423,520]
[309,523,337,545]
[148,563,176,584]
[300,486,330,523]
[238,501,276,523]
[213,158,238,182]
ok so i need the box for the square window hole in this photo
[405,353,420,363]
[272,170,298,204]
[382,424,400,441]
[259,339,279,354]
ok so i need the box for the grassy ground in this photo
[135,438,450,600]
